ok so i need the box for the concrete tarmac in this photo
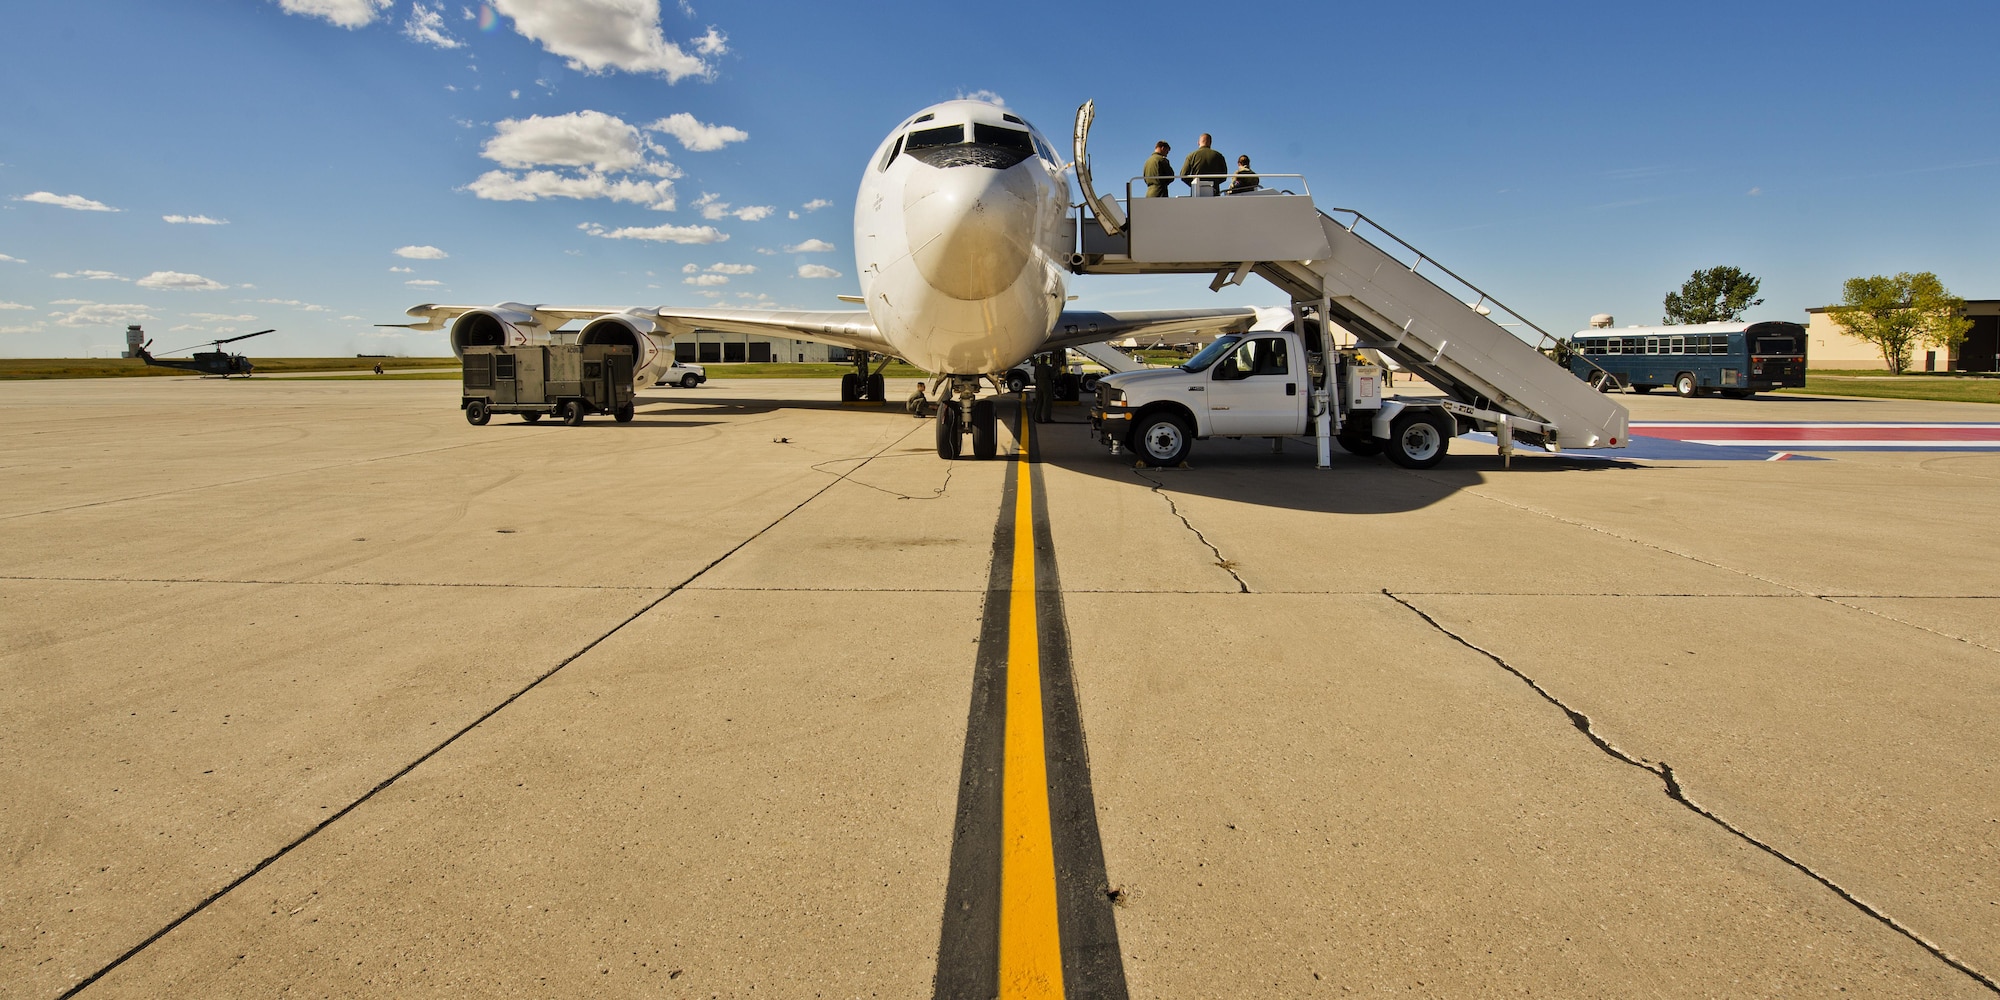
[1,376,1994,998]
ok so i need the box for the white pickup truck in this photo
[1090,329,1462,468]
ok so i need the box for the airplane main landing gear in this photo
[840,351,889,402]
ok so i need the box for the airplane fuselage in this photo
[853,101,1072,376]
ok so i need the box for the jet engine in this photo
[577,313,671,388]
[448,305,544,357]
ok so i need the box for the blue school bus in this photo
[1564,321,1807,397]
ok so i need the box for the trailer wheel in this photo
[521,411,542,423]
[1385,409,1450,469]
[562,400,586,425]
[1674,372,1698,398]
[464,399,490,426]
[614,402,635,423]
[970,398,998,459]
[680,373,699,389]
[1133,412,1192,466]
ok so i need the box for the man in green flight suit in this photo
[1033,353,1058,423]
[1180,133,1227,196]
[1142,141,1174,198]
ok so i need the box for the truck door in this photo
[1206,335,1304,435]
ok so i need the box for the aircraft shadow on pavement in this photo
[1030,415,1644,516]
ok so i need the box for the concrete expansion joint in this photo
[1815,595,2000,654]
[1382,588,2000,996]
[1133,470,1250,594]
[1417,476,1814,597]
[0,574,654,591]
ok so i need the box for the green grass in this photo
[0,357,455,379]
[1778,376,2000,405]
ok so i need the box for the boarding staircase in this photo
[1068,101,1628,461]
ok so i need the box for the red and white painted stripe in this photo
[1632,422,2000,449]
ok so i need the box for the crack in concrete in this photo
[1815,596,2000,654]
[1383,588,2000,995]
[1132,470,1250,593]
[54,419,927,999]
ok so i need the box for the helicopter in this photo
[124,324,274,377]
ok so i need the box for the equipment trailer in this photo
[461,343,635,426]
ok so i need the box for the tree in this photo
[1663,266,1764,324]
[1827,272,1971,375]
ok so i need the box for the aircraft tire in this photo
[935,402,961,459]
[839,373,859,402]
[1385,409,1450,469]
[970,398,997,459]
[465,399,490,426]
[866,373,886,402]
[563,400,587,426]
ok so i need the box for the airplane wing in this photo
[378,303,638,331]
[1042,307,1258,351]
[647,307,894,356]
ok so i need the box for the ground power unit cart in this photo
[461,344,635,425]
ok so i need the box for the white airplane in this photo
[387,99,1255,458]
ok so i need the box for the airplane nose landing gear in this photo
[934,375,998,460]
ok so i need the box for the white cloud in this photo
[470,110,684,210]
[394,245,450,259]
[705,262,755,274]
[163,214,229,225]
[694,192,773,221]
[511,89,521,99]
[680,263,699,273]
[404,2,464,47]
[482,111,659,173]
[136,271,228,291]
[190,312,258,322]
[52,270,129,281]
[389,266,414,273]
[801,198,832,212]
[647,112,746,151]
[341,315,366,321]
[0,324,48,334]
[50,299,94,305]
[784,238,834,253]
[684,273,727,286]
[274,0,392,28]
[0,301,32,310]
[0,254,24,263]
[489,0,720,82]
[1747,187,1763,196]
[52,302,154,327]
[957,89,1006,107]
[692,26,725,55]
[253,298,330,312]
[406,279,445,286]
[466,168,676,210]
[796,264,842,279]
[695,289,723,299]
[577,221,727,244]
[754,247,777,255]
[17,192,119,212]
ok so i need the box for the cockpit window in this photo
[971,124,1034,154]
[1002,113,1025,125]
[911,113,934,124]
[905,125,964,151]
[878,134,903,171]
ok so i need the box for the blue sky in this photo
[2,0,1995,358]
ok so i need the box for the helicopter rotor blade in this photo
[213,329,276,346]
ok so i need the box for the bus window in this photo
[1646,338,1660,355]
[1606,338,1621,355]
[1669,336,1684,355]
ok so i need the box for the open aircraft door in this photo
[1072,99,1125,236]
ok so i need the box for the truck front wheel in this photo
[1132,412,1192,466]
[1385,410,1450,469]
[563,400,587,425]
[465,399,490,426]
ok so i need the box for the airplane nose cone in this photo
[902,164,1038,301]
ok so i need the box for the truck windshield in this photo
[1180,334,1243,373]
